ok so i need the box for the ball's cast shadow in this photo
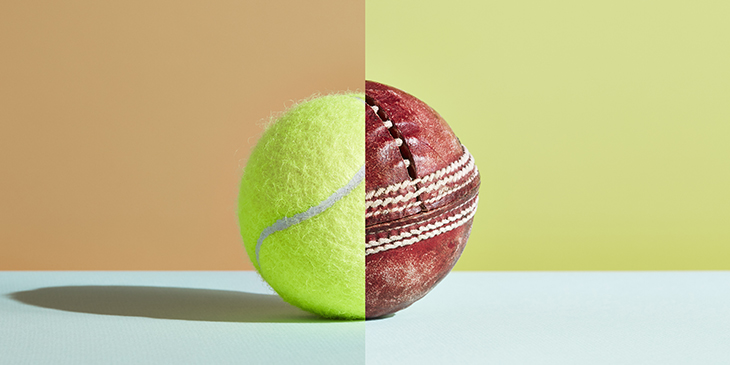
[10,286,339,323]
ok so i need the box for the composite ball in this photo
[238,85,479,320]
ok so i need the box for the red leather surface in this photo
[365,100,420,225]
[366,192,478,318]
[365,81,481,318]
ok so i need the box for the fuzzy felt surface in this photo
[238,94,365,319]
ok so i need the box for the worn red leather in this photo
[365,81,481,318]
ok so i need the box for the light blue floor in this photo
[1,271,728,364]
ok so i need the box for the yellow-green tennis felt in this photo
[238,94,365,319]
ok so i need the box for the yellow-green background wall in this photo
[367,1,730,270]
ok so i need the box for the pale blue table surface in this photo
[1,271,729,364]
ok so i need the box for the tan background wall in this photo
[1,0,364,270]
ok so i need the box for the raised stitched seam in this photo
[366,156,478,218]
[366,153,476,209]
[366,169,478,220]
[366,146,472,201]
[366,196,479,248]
[365,195,479,255]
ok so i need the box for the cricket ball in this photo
[365,80,481,318]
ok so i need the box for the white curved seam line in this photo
[255,164,365,266]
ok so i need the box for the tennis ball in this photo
[365,81,480,318]
[238,94,365,320]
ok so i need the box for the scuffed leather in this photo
[365,81,481,319]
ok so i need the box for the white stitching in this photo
[366,196,478,248]
[368,103,410,174]
[366,154,476,209]
[365,147,472,201]
[365,166,479,219]
[365,196,478,255]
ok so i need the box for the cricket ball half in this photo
[365,81,481,318]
